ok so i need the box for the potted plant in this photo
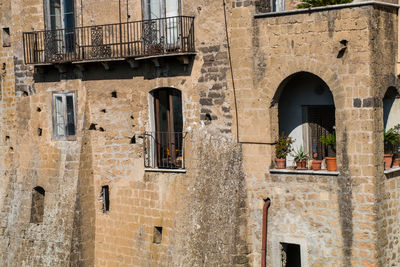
[275,133,294,169]
[292,145,309,170]
[384,128,400,169]
[391,124,400,168]
[297,0,352,8]
[320,132,337,171]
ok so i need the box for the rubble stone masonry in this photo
[0,0,400,266]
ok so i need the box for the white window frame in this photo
[51,91,77,141]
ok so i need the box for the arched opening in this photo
[383,86,400,169]
[30,186,45,224]
[275,72,335,166]
[146,88,184,169]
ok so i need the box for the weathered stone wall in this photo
[230,2,399,267]
[1,0,400,266]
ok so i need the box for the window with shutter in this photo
[45,0,75,53]
[52,92,77,140]
[152,88,183,169]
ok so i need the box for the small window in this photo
[280,242,301,267]
[153,226,163,244]
[2,28,10,47]
[101,185,110,212]
[52,92,77,140]
[30,187,45,224]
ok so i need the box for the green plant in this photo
[297,0,352,8]
[292,145,309,162]
[320,132,336,153]
[384,128,400,154]
[275,133,294,159]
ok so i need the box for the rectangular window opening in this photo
[102,185,110,212]
[52,92,76,140]
[2,27,10,47]
[153,226,163,244]
[280,242,301,267]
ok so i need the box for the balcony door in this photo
[152,88,183,168]
[143,0,181,52]
[44,0,75,58]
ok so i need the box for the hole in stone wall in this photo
[205,113,212,121]
[5,135,9,140]
[89,123,97,130]
[38,128,42,136]
[2,27,10,47]
[153,226,163,244]
[37,107,41,112]
[130,135,136,144]
[101,109,107,113]
[30,186,45,224]
[99,127,105,132]
[101,185,110,212]
[280,242,301,267]
[111,91,117,98]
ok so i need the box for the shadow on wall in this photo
[33,57,195,83]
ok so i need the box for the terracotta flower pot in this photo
[312,160,322,171]
[296,160,307,170]
[325,157,337,171]
[275,158,286,169]
[393,157,400,168]
[384,154,394,169]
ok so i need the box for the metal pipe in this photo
[261,198,271,267]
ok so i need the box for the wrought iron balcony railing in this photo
[143,131,186,169]
[23,16,195,65]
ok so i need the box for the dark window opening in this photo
[153,226,163,244]
[2,27,10,47]
[152,88,183,169]
[101,185,110,212]
[281,242,301,267]
[304,105,335,159]
[30,187,45,224]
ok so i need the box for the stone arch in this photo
[30,186,45,224]
[383,86,400,168]
[270,71,336,166]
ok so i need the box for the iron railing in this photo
[23,16,195,64]
[144,131,186,169]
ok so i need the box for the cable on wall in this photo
[222,0,240,143]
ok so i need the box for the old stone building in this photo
[0,0,400,266]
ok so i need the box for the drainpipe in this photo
[261,198,271,267]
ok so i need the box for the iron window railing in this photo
[144,131,186,169]
[23,16,195,64]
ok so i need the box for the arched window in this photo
[146,88,184,169]
[274,72,336,170]
[383,86,400,170]
[30,186,45,224]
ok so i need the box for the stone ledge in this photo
[144,168,187,173]
[254,1,399,19]
[384,166,400,175]
[270,168,339,176]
